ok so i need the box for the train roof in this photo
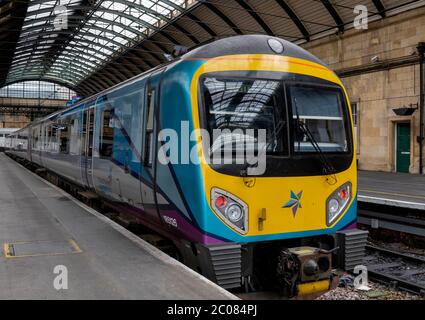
[182,35,327,67]
[26,35,327,127]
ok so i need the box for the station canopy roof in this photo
[0,0,423,97]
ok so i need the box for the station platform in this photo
[0,153,236,300]
[358,171,425,210]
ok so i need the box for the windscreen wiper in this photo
[239,119,285,177]
[294,99,338,184]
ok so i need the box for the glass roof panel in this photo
[6,0,191,87]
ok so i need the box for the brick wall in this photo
[301,7,425,173]
[0,114,30,129]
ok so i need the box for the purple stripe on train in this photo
[342,222,357,230]
[160,210,226,245]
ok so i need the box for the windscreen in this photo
[201,77,289,157]
[289,85,348,153]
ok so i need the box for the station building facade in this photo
[303,6,425,174]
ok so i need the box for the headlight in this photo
[225,204,243,222]
[211,188,248,234]
[326,182,352,226]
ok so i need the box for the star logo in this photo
[283,191,303,217]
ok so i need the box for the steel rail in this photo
[365,245,425,296]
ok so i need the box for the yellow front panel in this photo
[188,54,356,237]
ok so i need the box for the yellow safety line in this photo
[359,189,425,201]
[69,239,83,253]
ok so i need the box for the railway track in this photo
[365,245,425,296]
[358,201,425,237]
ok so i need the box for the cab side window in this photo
[144,88,155,167]
[99,108,114,159]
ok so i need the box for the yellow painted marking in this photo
[68,239,83,253]
[359,189,425,201]
[3,243,12,258]
[2,239,83,259]
[297,280,330,296]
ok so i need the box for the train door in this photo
[80,105,95,188]
[140,71,164,223]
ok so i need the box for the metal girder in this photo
[77,79,104,96]
[149,40,171,56]
[121,55,146,73]
[10,64,88,79]
[11,46,108,64]
[372,0,386,18]
[186,12,217,37]
[108,59,137,78]
[159,0,185,11]
[172,23,200,44]
[202,1,243,35]
[24,6,156,33]
[234,0,274,36]
[22,69,83,83]
[321,0,344,32]
[19,22,135,46]
[0,0,30,87]
[5,76,75,88]
[159,31,181,45]
[275,0,310,41]
[10,53,102,77]
[12,45,111,65]
[138,44,163,64]
[82,73,115,90]
[83,77,110,93]
[160,0,220,40]
[121,51,151,70]
[21,15,142,39]
[2,78,76,92]
[12,40,165,64]
[18,26,132,49]
[10,66,116,90]
[105,0,172,22]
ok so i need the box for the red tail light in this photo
[339,188,349,200]
[215,195,228,208]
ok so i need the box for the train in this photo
[5,35,367,297]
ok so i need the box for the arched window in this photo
[0,81,76,100]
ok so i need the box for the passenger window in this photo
[46,125,54,151]
[69,118,79,155]
[144,88,155,167]
[100,109,114,159]
[59,123,70,154]
[32,127,39,149]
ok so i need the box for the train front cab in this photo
[185,54,368,296]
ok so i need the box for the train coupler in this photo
[276,246,334,297]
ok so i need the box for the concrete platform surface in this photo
[0,153,236,300]
[358,171,425,210]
